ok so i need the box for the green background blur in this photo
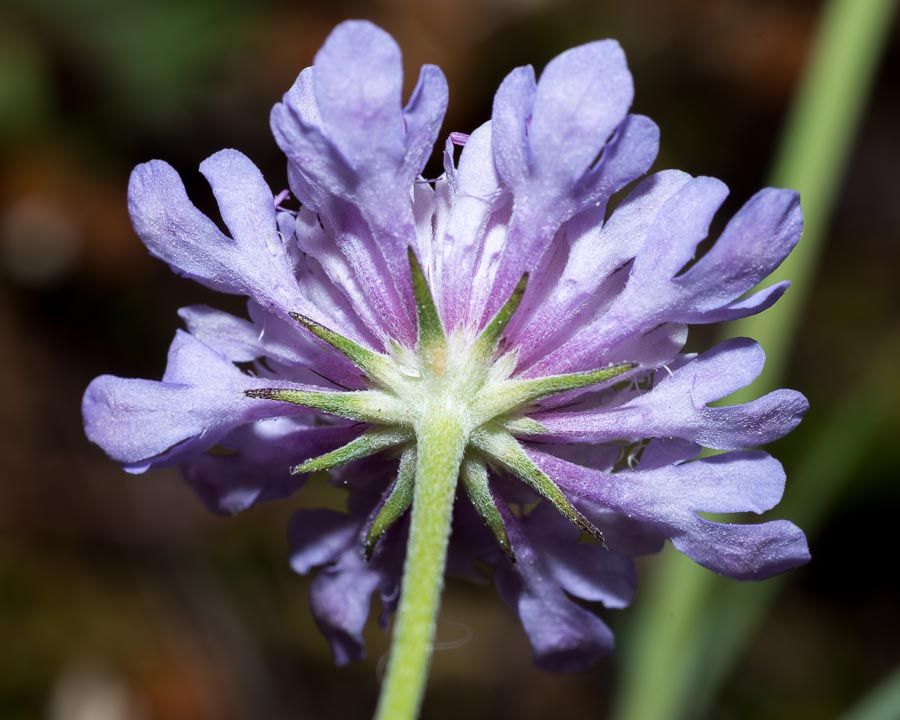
[1,1,898,718]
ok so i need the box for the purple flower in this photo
[83,20,809,674]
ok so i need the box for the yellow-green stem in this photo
[373,408,466,720]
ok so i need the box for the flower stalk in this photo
[374,408,467,720]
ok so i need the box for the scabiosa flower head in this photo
[83,19,809,680]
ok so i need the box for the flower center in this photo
[382,327,520,437]
[246,250,633,557]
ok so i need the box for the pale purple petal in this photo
[128,151,308,320]
[578,114,659,201]
[289,507,400,664]
[674,188,802,319]
[527,177,799,375]
[528,41,633,187]
[494,504,614,671]
[271,69,350,208]
[689,281,790,324]
[401,64,450,180]
[526,504,636,608]
[289,509,362,574]
[512,170,692,365]
[535,338,809,449]
[177,305,261,363]
[484,42,657,322]
[181,421,360,515]
[82,331,321,470]
[271,21,449,346]
[672,517,809,580]
[533,448,810,579]
[311,555,383,665]
[313,21,405,164]
[490,66,535,194]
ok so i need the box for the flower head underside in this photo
[83,20,810,678]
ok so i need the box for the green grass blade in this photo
[613,1,898,718]
[842,664,900,720]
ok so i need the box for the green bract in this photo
[246,250,634,558]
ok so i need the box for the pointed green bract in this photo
[290,312,395,385]
[502,416,550,436]
[365,447,417,559]
[244,387,407,424]
[460,456,514,562]
[292,427,412,474]
[407,248,446,353]
[472,274,528,360]
[471,426,606,545]
[473,362,636,423]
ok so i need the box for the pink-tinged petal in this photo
[411,180,448,286]
[128,152,308,320]
[438,122,507,328]
[535,338,808,450]
[82,331,320,469]
[292,207,397,347]
[532,449,810,579]
[463,204,514,331]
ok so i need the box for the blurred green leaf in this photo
[842,665,900,720]
[0,31,52,139]
[613,0,898,718]
[8,0,262,123]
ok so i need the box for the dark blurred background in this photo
[1,1,898,718]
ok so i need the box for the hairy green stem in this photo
[374,408,466,720]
